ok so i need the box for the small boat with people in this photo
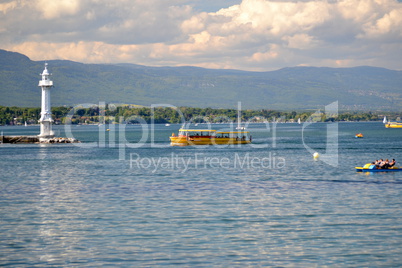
[385,122,402,128]
[169,129,252,146]
[355,133,363,138]
[355,158,401,172]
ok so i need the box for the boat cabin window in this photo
[216,132,249,139]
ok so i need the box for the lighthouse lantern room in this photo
[38,63,55,138]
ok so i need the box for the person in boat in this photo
[374,160,381,168]
[378,159,384,168]
[389,159,396,167]
[385,159,390,168]
[380,159,390,169]
[374,160,380,168]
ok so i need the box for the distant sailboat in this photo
[383,116,387,124]
[298,118,301,124]
[24,121,27,127]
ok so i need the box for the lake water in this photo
[1,122,402,267]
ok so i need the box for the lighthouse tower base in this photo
[38,121,55,139]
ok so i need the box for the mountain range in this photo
[1,49,402,110]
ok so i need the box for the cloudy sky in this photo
[1,0,402,71]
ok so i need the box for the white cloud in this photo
[283,34,317,49]
[216,0,330,35]
[1,0,402,71]
[36,0,81,19]
[361,7,402,38]
[0,1,19,14]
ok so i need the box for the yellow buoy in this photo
[106,129,110,131]
[313,152,320,159]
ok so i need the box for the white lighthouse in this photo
[38,63,54,138]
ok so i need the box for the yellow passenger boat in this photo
[169,129,252,146]
[385,122,402,128]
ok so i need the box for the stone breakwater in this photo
[1,136,80,144]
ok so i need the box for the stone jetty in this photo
[1,135,80,144]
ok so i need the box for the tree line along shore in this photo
[0,105,399,126]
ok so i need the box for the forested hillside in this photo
[1,49,402,110]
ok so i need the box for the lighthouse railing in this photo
[39,80,53,86]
